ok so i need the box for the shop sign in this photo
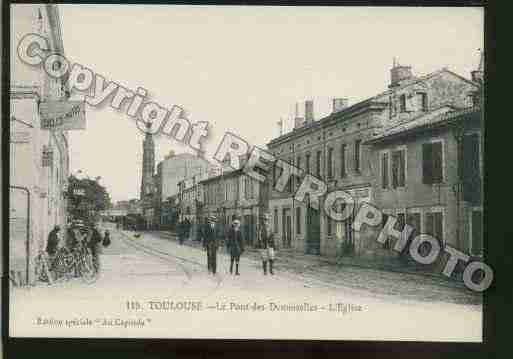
[11,131,31,143]
[40,101,86,130]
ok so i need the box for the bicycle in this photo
[35,243,98,285]
[73,242,97,284]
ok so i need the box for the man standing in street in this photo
[258,213,276,275]
[226,218,244,275]
[202,215,218,275]
[177,220,184,245]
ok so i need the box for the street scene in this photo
[8,4,484,341]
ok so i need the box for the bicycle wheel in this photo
[53,249,74,279]
[78,252,97,284]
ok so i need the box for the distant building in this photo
[266,58,481,261]
[199,166,268,246]
[154,151,214,228]
[157,151,214,200]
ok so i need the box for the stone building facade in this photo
[366,104,483,271]
[9,4,73,284]
[266,60,480,260]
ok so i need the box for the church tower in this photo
[140,122,155,200]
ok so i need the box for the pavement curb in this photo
[140,230,467,290]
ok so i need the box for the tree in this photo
[67,175,112,223]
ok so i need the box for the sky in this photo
[58,5,484,203]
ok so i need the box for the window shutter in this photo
[340,144,346,178]
[391,151,399,188]
[422,143,433,184]
[398,150,405,187]
[472,210,483,255]
[382,153,389,188]
[425,212,434,237]
[432,142,443,183]
[434,212,443,244]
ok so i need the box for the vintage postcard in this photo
[7,4,486,341]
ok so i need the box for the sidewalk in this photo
[146,230,466,290]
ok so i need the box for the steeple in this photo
[140,121,155,200]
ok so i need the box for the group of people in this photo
[200,213,276,276]
[45,222,111,275]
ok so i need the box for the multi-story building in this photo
[199,162,268,245]
[365,58,484,271]
[9,4,75,285]
[266,59,480,260]
[157,151,214,200]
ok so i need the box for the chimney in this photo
[389,59,414,88]
[332,98,349,113]
[305,100,314,123]
[471,49,484,84]
[293,102,305,129]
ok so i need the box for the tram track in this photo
[114,229,225,293]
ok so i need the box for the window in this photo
[344,218,353,243]
[296,156,301,171]
[381,152,389,188]
[305,153,311,174]
[396,212,405,235]
[296,207,301,235]
[418,92,428,112]
[461,133,481,204]
[273,208,279,233]
[425,211,444,245]
[470,209,483,256]
[244,176,253,199]
[327,147,333,179]
[340,144,346,178]
[381,213,389,248]
[354,140,361,172]
[471,91,481,107]
[327,215,332,236]
[273,162,277,186]
[316,150,322,178]
[422,141,443,184]
[391,149,406,188]
[399,94,407,112]
[287,158,293,193]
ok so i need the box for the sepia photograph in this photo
[6,3,486,342]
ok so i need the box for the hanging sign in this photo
[11,131,31,143]
[40,101,86,130]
